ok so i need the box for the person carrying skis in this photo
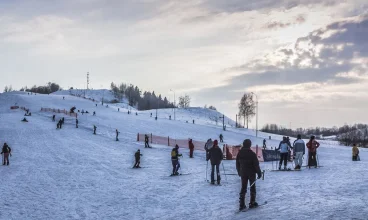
[76,119,79,128]
[171,144,182,175]
[1,143,12,166]
[133,149,142,168]
[116,129,120,141]
[306,136,320,168]
[352,144,359,161]
[293,134,305,170]
[189,139,195,158]
[219,134,224,143]
[144,135,150,148]
[93,125,97,135]
[276,137,292,170]
[236,139,262,210]
[207,140,223,184]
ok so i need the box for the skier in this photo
[118,108,120,112]
[171,144,182,175]
[61,117,65,125]
[293,134,305,170]
[116,129,120,141]
[52,115,56,122]
[1,143,12,165]
[93,111,96,116]
[219,134,224,143]
[150,113,152,117]
[236,139,262,210]
[21,117,28,122]
[93,125,97,135]
[136,112,138,116]
[276,137,292,170]
[133,149,143,168]
[169,115,171,120]
[63,96,65,100]
[58,119,63,129]
[76,119,78,128]
[193,120,195,124]
[207,140,223,185]
[352,144,359,161]
[144,135,150,148]
[204,139,213,161]
[263,139,266,149]
[306,136,320,168]
[189,139,194,158]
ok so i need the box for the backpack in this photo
[171,149,177,157]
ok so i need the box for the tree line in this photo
[19,82,61,94]
[261,123,368,147]
[110,82,177,111]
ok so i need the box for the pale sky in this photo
[1,0,367,129]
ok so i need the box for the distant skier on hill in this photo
[93,111,96,116]
[76,119,79,128]
[133,149,142,168]
[263,139,266,149]
[52,115,55,122]
[207,140,223,185]
[236,139,262,211]
[293,135,305,170]
[171,144,182,175]
[276,137,292,170]
[219,134,224,143]
[116,129,120,141]
[61,117,65,125]
[306,136,320,168]
[93,125,97,135]
[352,144,360,161]
[144,135,150,148]
[1,143,12,166]
[189,139,194,158]
[21,117,28,122]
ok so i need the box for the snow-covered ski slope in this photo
[0,92,367,220]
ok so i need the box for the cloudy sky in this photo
[1,0,367,128]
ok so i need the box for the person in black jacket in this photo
[1,143,12,165]
[133,149,142,168]
[145,135,150,148]
[207,140,223,184]
[236,139,262,211]
[76,119,79,128]
[116,129,120,141]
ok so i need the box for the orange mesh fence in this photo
[223,144,264,162]
[137,133,206,151]
[41,108,78,118]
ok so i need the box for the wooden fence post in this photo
[137,133,139,141]
[168,136,170,146]
[151,133,152,144]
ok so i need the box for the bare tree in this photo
[3,85,13,93]
[178,95,191,108]
[238,93,256,129]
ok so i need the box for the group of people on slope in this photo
[276,135,321,170]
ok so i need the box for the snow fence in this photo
[223,144,264,162]
[41,108,78,118]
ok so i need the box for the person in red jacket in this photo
[189,139,195,158]
[306,136,320,168]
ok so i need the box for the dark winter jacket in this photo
[208,146,223,165]
[135,151,142,160]
[236,147,262,177]
[307,141,320,153]
[1,144,11,154]
[145,136,149,143]
[171,148,182,160]
[293,139,305,154]
[189,140,194,150]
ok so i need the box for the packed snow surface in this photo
[0,92,367,220]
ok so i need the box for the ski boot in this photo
[239,196,246,211]
[249,202,259,208]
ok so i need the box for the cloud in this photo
[265,14,306,29]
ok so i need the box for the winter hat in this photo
[213,140,218,146]
[175,144,179,148]
[243,139,252,148]
[138,149,140,151]
[297,134,301,139]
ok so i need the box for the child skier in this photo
[133,149,142,168]
[171,145,182,175]
[1,143,12,165]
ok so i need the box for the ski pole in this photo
[222,162,228,184]
[317,153,320,167]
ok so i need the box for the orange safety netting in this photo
[223,144,264,162]
[41,108,78,118]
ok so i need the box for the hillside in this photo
[0,92,367,220]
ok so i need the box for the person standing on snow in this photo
[189,139,195,158]
[306,136,320,168]
[93,125,97,135]
[133,149,142,168]
[116,129,120,141]
[171,144,182,175]
[276,137,292,170]
[263,139,266,149]
[293,134,305,170]
[352,144,359,161]
[219,134,224,143]
[236,139,262,210]
[1,143,12,166]
[76,119,79,128]
[52,115,56,122]
[144,135,150,148]
[207,140,223,185]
